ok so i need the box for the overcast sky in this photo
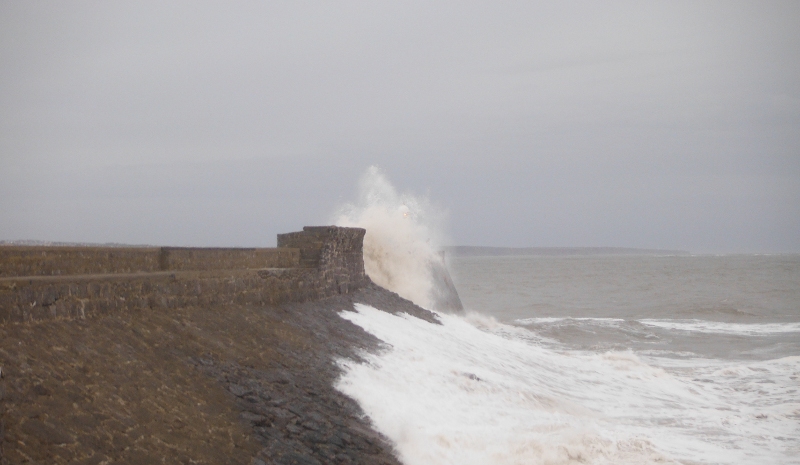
[1,1,798,252]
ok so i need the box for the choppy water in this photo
[453,254,800,361]
[336,254,800,464]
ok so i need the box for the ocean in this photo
[335,254,800,465]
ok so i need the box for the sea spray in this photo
[334,166,453,310]
[336,304,799,465]
[336,305,677,465]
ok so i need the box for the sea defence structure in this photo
[0,226,370,324]
[1,226,447,464]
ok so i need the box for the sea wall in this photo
[0,226,368,324]
[0,246,299,278]
[0,225,453,464]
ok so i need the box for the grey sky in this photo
[1,1,798,252]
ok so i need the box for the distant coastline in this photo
[445,246,691,257]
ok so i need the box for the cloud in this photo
[1,1,798,252]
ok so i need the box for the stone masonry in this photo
[0,226,369,324]
[0,225,430,465]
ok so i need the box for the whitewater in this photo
[333,168,800,465]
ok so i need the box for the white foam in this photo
[638,319,800,335]
[334,166,448,310]
[516,317,800,336]
[337,305,800,465]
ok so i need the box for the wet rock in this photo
[229,383,252,397]
[327,433,345,448]
[301,420,321,431]
[287,403,305,417]
[276,451,322,465]
[286,423,303,434]
[300,431,327,444]
[265,370,294,385]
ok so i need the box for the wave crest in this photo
[334,166,451,310]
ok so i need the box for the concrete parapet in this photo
[0,226,368,324]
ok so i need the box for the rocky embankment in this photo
[0,282,438,464]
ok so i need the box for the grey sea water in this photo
[334,170,800,463]
[339,254,799,464]
[450,254,800,361]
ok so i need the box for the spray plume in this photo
[334,166,460,311]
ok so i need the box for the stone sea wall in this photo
[0,226,368,324]
[0,225,453,464]
[0,244,300,278]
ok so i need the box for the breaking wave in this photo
[516,317,800,336]
[333,166,449,310]
[337,305,800,465]
[638,319,800,335]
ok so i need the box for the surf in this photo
[336,305,800,465]
[332,168,800,464]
